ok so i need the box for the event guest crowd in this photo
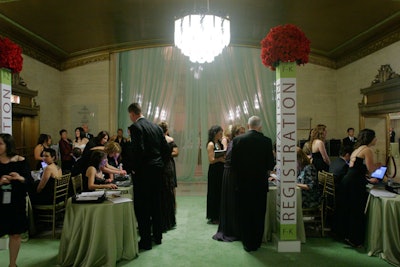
[0,103,384,266]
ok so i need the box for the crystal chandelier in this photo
[174,13,230,64]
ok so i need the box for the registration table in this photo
[365,188,400,266]
[58,193,138,267]
[263,186,306,243]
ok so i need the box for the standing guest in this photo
[71,147,84,177]
[72,127,89,152]
[310,124,330,172]
[30,148,62,204]
[213,125,246,242]
[85,150,118,191]
[342,127,357,148]
[221,126,231,151]
[329,145,353,186]
[58,129,73,173]
[111,128,127,146]
[82,124,94,140]
[33,134,52,170]
[159,121,179,232]
[296,147,320,208]
[127,103,169,250]
[206,125,225,225]
[121,127,134,175]
[0,133,32,267]
[337,129,380,248]
[80,131,109,179]
[231,116,274,252]
[389,127,396,143]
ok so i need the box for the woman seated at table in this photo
[296,147,320,208]
[85,150,118,191]
[30,148,62,205]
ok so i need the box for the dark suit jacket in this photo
[329,157,348,185]
[342,137,357,148]
[231,130,274,191]
[129,117,169,174]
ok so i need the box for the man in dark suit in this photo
[342,127,357,148]
[231,116,274,252]
[329,145,353,186]
[82,124,94,140]
[127,103,169,250]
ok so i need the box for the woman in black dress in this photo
[0,133,32,267]
[310,124,330,172]
[213,125,245,241]
[206,125,225,224]
[159,122,179,232]
[337,129,380,247]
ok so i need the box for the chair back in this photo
[322,171,335,212]
[54,173,71,205]
[71,174,83,195]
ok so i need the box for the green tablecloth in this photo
[58,194,138,267]
[263,186,306,243]
[366,192,400,266]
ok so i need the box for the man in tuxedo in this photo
[342,127,357,148]
[82,124,94,139]
[231,116,274,252]
[389,127,396,143]
[127,103,169,250]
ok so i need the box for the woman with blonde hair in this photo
[310,124,330,172]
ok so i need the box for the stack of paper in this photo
[76,191,105,201]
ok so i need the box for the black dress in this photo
[312,151,329,172]
[336,157,368,246]
[213,141,240,241]
[31,178,56,205]
[160,141,177,232]
[206,142,224,222]
[0,159,32,237]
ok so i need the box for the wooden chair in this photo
[71,174,83,195]
[33,173,71,238]
[322,171,336,228]
[303,199,324,237]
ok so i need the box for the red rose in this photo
[260,24,310,71]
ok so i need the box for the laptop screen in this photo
[371,166,387,180]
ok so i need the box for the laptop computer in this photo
[371,166,387,180]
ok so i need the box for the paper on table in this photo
[108,197,132,204]
[370,188,397,198]
[105,190,122,197]
[80,191,105,197]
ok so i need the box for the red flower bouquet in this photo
[261,24,310,71]
[0,37,23,73]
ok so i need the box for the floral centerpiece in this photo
[260,24,310,71]
[0,37,23,73]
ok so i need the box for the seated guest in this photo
[85,150,118,191]
[296,147,320,208]
[30,148,62,205]
[329,145,353,186]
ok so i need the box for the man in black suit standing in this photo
[127,103,169,250]
[231,116,274,252]
[82,124,94,140]
[342,127,357,148]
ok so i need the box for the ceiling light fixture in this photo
[174,2,230,64]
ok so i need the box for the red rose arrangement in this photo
[0,37,23,73]
[261,24,310,71]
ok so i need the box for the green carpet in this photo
[0,196,391,267]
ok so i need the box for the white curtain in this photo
[117,46,276,181]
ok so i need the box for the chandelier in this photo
[174,14,230,64]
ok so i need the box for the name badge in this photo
[2,191,11,204]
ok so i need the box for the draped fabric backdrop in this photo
[117,46,276,181]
